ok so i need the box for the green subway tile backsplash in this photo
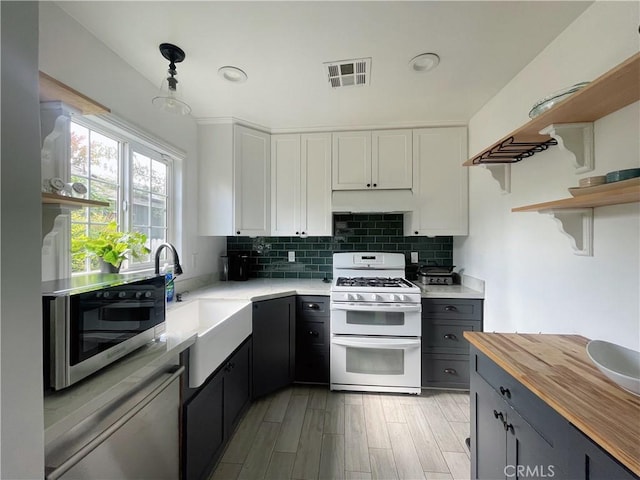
[227,214,452,279]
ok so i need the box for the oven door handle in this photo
[330,304,421,313]
[331,337,421,349]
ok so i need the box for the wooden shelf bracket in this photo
[541,208,593,256]
[539,123,594,174]
[483,164,511,194]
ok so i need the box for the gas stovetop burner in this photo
[336,277,415,288]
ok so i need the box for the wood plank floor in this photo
[211,386,470,480]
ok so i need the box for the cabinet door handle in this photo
[308,330,319,337]
[236,230,241,235]
[373,183,377,187]
[443,368,457,375]
[443,333,457,340]
[296,231,299,235]
[499,386,511,398]
[444,305,457,312]
[307,303,319,310]
[505,422,514,434]
[493,410,504,422]
[414,231,419,235]
[366,183,371,187]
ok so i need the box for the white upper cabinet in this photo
[332,130,412,190]
[271,134,301,236]
[234,125,271,236]
[404,127,468,236]
[372,130,413,189]
[271,133,332,237]
[332,131,371,190]
[198,123,270,236]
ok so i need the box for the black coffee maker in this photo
[228,252,250,281]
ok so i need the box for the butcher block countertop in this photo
[464,332,640,476]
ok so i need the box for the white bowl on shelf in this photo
[586,340,640,396]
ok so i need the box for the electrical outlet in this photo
[411,252,419,264]
[288,251,295,262]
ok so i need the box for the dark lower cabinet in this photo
[472,368,563,480]
[295,296,330,383]
[422,298,483,389]
[223,339,252,435]
[568,425,638,480]
[471,346,638,480]
[473,371,509,480]
[252,296,295,398]
[184,371,224,480]
[183,338,251,480]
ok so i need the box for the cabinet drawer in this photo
[297,296,329,317]
[295,347,329,384]
[422,353,470,389]
[422,298,483,321]
[296,319,327,348]
[424,320,478,353]
[473,346,568,454]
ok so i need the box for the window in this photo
[70,119,172,273]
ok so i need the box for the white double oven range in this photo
[330,252,422,394]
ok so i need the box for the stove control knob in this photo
[347,293,361,301]
[371,294,382,302]
[118,291,126,298]
[390,294,400,302]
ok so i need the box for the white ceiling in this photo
[56,1,592,131]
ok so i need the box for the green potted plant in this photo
[72,221,151,273]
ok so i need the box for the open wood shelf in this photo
[465,52,640,166]
[39,71,110,115]
[512,180,640,212]
[42,192,109,208]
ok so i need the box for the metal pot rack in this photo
[470,136,558,165]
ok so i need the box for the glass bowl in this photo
[528,82,590,119]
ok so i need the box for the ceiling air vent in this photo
[324,58,371,89]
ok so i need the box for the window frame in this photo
[70,115,179,274]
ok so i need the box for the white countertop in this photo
[417,283,485,299]
[174,277,484,303]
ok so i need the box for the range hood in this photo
[331,190,416,213]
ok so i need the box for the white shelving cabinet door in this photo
[410,127,468,236]
[332,131,371,190]
[234,125,271,236]
[372,129,413,189]
[301,133,332,236]
[271,134,301,237]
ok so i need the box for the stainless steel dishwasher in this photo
[45,364,184,480]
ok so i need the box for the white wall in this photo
[1,3,45,478]
[38,3,226,284]
[456,2,640,350]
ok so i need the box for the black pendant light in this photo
[152,43,191,115]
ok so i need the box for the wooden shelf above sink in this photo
[39,71,110,115]
[42,192,109,208]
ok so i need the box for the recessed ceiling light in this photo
[409,53,440,73]
[218,66,248,83]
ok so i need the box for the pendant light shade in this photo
[152,43,191,115]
